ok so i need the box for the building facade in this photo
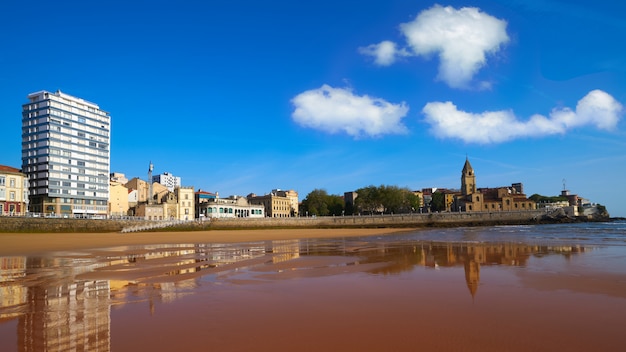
[197,193,264,219]
[108,181,129,217]
[175,186,195,220]
[248,190,296,218]
[21,90,110,216]
[0,165,29,216]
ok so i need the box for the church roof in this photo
[462,158,474,174]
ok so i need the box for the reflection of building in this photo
[18,281,111,352]
[267,240,301,263]
[22,90,110,216]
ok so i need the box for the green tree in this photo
[300,189,345,216]
[355,185,421,214]
[529,194,568,203]
[430,191,445,212]
[327,194,345,216]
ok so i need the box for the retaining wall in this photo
[0,210,548,233]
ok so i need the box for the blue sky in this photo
[1,0,625,216]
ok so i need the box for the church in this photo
[455,158,536,212]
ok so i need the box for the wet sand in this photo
[0,228,412,255]
[2,226,626,351]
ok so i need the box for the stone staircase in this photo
[121,220,187,233]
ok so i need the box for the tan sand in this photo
[0,228,414,255]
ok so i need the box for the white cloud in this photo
[400,5,509,88]
[360,5,509,89]
[291,85,409,138]
[422,90,623,144]
[358,40,411,66]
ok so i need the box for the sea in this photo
[1,221,625,351]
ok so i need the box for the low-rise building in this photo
[197,193,264,219]
[248,190,297,218]
[0,165,28,216]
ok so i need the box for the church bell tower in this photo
[461,157,476,196]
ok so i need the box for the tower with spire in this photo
[461,157,476,196]
[148,161,154,205]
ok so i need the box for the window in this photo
[0,176,5,186]
[9,192,15,200]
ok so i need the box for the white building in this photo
[198,195,265,219]
[21,90,110,216]
[152,172,181,192]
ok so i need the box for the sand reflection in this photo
[0,237,621,351]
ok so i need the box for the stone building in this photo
[248,189,298,218]
[456,158,535,212]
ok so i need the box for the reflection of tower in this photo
[464,260,480,300]
[461,157,476,196]
[464,245,485,300]
[148,161,154,205]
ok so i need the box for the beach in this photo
[1,223,626,351]
[0,228,411,256]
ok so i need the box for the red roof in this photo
[0,165,21,173]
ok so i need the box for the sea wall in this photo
[0,217,153,233]
[0,210,548,233]
[198,210,547,230]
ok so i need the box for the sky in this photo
[1,0,625,216]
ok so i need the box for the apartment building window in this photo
[0,176,5,186]
[10,192,15,200]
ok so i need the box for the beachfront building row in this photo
[0,165,29,216]
[110,174,195,220]
[195,189,300,219]
[21,90,110,217]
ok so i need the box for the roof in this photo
[462,157,474,174]
[0,165,22,174]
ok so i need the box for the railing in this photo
[6,212,148,221]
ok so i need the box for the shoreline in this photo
[0,228,414,256]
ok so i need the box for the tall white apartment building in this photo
[21,90,110,216]
[152,172,181,192]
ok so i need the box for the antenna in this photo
[562,178,566,191]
